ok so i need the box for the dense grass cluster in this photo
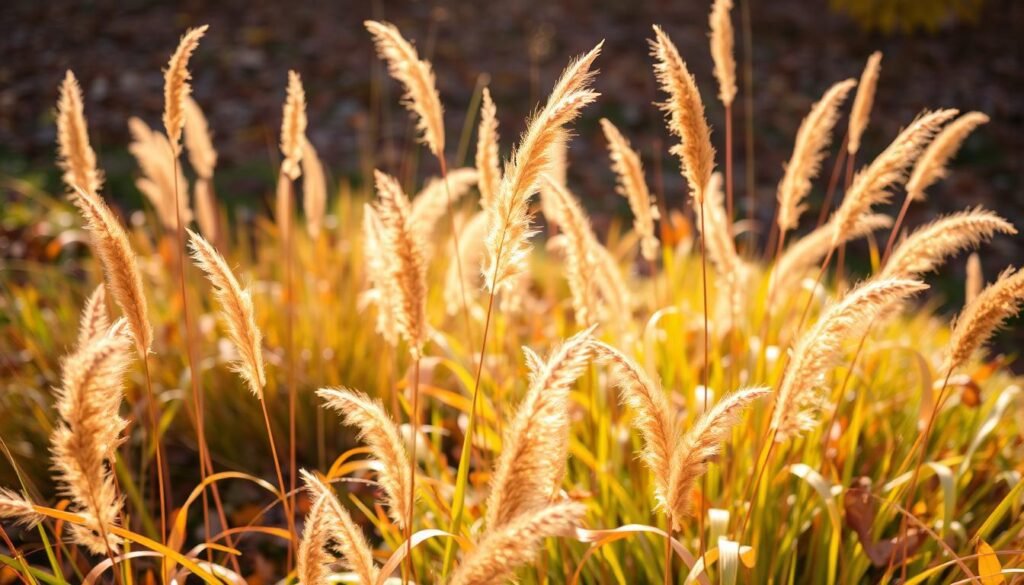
[1,3,1022,584]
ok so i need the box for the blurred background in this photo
[1,0,1021,309]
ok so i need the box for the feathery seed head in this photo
[187,229,266,399]
[56,70,103,196]
[280,70,307,181]
[476,87,502,208]
[944,267,1024,373]
[771,279,927,441]
[373,170,428,358]
[68,185,153,358]
[709,0,737,106]
[880,208,1014,280]
[486,326,597,530]
[318,387,412,529]
[829,109,958,247]
[163,25,208,157]
[776,79,857,234]
[483,43,602,293]
[847,51,882,155]
[450,502,587,585]
[600,118,660,261]
[365,20,446,160]
[906,112,990,201]
[651,25,715,205]
[667,387,768,525]
[183,96,217,179]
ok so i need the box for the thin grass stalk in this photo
[698,197,710,565]
[725,104,734,236]
[442,264,497,578]
[405,355,422,585]
[740,0,755,252]
[740,244,837,538]
[893,367,954,579]
[283,175,299,568]
[814,133,849,228]
[258,396,291,563]
[168,158,219,567]
[137,358,169,577]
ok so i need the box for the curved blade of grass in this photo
[925,462,956,539]
[28,506,223,584]
[572,524,704,585]
[791,464,840,583]
[377,528,469,585]
[0,554,50,585]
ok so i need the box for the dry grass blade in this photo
[373,170,428,358]
[68,185,153,358]
[776,79,857,233]
[771,278,928,441]
[163,25,208,156]
[450,502,586,585]
[302,136,327,238]
[317,388,412,530]
[829,109,957,247]
[906,112,990,201]
[666,387,768,526]
[56,70,103,196]
[0,489,43,527]
[411,167,479,245]
[476,87,501,208]
[709,0,737,107]
[773,214,891,296]
[128,117,192,231]
[944,267,1024,373]
[880,208,1015,279]
[650,25,715,204]
[600,118,660,262]
[187,229,266,398]
[847,51,882,156]
[485,327,597,530]
[300,470,379,585]
[52,321,132,554]
[591,341,674,505]
[482,42,602,293]
[280,71,307,181]
[365,20,446,160]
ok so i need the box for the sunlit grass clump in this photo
[0,4,1022,584]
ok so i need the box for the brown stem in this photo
[664,512,673,585]
[259,397,292,550]
[883,193,914,266]
[893,368,955,579]
[139,359,173,581]
[740,0,756,253]
[698,198,710,562]
[405,354,422,585]
[284,175,298,571]
[815,134,849,228]
[725,103,734,237]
